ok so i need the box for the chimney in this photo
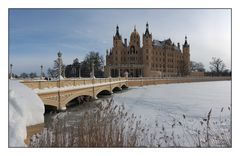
[124,38,127,46]
[177,42,180,49]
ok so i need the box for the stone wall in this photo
[24,123,44,146]
[127,76,231,87]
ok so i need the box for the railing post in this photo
[38,81,41,89]
[110,77,112,93]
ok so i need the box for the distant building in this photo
[105,23,190,77]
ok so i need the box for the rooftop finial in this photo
[57,50,62,57]
[144,22,150,36]
[134,25,136,32]
[184,35,189,47]
[115,24,120,37]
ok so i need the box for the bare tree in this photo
[209,57,226,76]
[47,59,65,78]
[191,61,205,72]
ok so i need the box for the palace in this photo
[105,23,190,77]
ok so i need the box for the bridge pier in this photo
[59,106,67,111]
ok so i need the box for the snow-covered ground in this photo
[30,81,231,147]
[113,81,231,119]
[112,81,231,147]
[9,80,44,147]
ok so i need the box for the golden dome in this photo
[130,25,140,40]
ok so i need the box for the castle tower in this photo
[142,22,153,77]
[113,25,122,47]
[130,25,140,47]
[111,25,124,76]
[182,36,190,75]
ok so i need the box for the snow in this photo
[112,81,231,147]
[9,80,44,147]
[114,81,231,118]
[30,81,231,147]
[34,80,127,94]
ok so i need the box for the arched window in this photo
[130,46,135,55]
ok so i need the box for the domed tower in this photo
[142,22,153,77]
[182,36,190,75]
[130,25,140,47]
[128,26,141,65]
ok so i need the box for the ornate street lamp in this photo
[57,51,62,79]
[91,62,95,78]
[118,68,121,77]
[10,64,13,79]
[79,63,81,78]
[40,65,43,80]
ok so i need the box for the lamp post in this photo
[63,67,65,78]
[57,51,62,79]
[79,63,81,79]
[10,64,13,79]
[91,62,95,79]
[118,68,121,78]
[40,65,43,80]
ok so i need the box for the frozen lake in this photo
[113,81,231,121]
[110,80,231,147]
[40,80,231,147]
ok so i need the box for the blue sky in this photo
[9,9,231,75]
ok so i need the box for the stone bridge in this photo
[21,76,231,111]
[21,77,128,110]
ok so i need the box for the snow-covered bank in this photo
[112,81,231,147]
[9,80,44,147]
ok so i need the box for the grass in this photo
[29,99,231,147]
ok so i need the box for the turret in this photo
[124,38,127,47]
[113,25,123,47]
[143,22,152,47]
[182,36,190,75]
[142,22,153,77]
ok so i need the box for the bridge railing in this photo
[21,77,127,89]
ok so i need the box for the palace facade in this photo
[105,23,190,77]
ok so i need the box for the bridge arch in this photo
[96,89,112,98]
[121,84,128,89]
[112,86,122,93]
[62,92,93,107]
[44,105,58,114]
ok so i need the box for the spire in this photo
[116,25,119,35]
[134,25,136,32]
[115,25,121,39]
[185,36,188,44]
[184,36,189,47]
[144,22,150,37]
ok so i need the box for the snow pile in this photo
[9,80,44,147]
